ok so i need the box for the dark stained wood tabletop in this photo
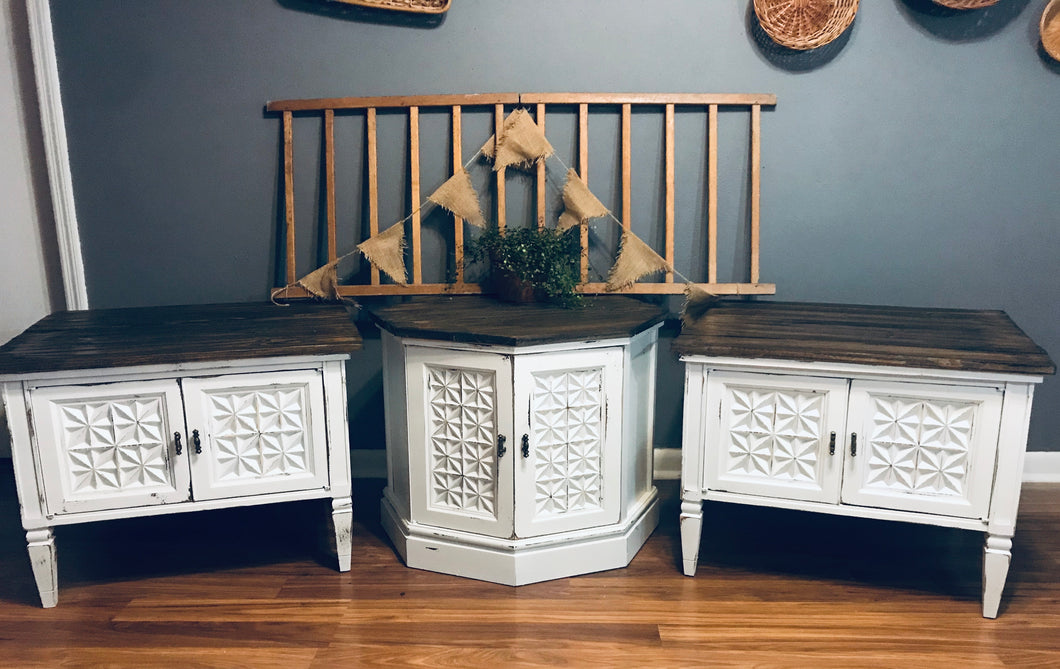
[672,301,1055,376]
[0,302,362,376]
[363,295,668,347]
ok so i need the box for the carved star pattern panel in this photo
[205,387,310,481]
[530,368,604,516]
[864,396,974,496]
[426,366,497,515]
[725,387,824,482]
[57,397,171,493]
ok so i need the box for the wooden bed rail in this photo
[265,92,777,298]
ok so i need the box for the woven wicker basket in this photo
[753,0,859,51]
[931,0,999,8]
[1043,0,1060,61]
[330,0,450,13]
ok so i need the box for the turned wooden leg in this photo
[982,534,1013,619]
[680,496,704,577]
[26,528,57,608]
[331,496,353,572]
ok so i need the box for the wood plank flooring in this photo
[0,468,1057,667]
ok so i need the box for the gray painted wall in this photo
[49,0,1059,453]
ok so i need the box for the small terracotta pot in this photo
[491,269,539,303]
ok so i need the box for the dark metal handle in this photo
[521,434,530,458]
[828,432,836,456]
[192,429,202,455]
[497,434,506,458]
[174,432,183,455]
[850,432,857,457]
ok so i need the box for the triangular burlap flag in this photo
[605,230,673,291]
[357,224,407,285]
[562,169,609,223]
[428,168,485,228]
[296,258,341,300]
[556,210,582,232]
[681,282,720,326]
[491,109,554,171]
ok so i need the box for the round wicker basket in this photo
[931,0,999,9]
[1043,0,1060,61]
[753,0,859,51]
[331,0,450,13]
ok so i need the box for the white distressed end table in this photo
[365,295,666,586]
[0,302,361,607]
[674,301,1054,618]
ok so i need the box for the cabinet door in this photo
[705,371,849,504]
[406,347,515,538]
[842,380,1002,519]
[29,379,190,514]
[513,348,623,538]
[181,369,330,501]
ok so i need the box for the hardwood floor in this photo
[0,468,1057,668]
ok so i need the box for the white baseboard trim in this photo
[1023,451,1060,483]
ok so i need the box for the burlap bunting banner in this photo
[606,230,672,291]
[294,258,342,300]
[681,282,720,325]
[559,169,609,230]
[428,168,485,228]
[481,108,554,170]
[357,223,408,285]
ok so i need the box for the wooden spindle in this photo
[708,104,719,285]
[367,107,380,285]
[579,103,589,283]
[750,103,761,285]
[283,111,296,285]
[410,106,422,285]
[325,109,336,263]
[495,104,506,231]
[622,103,631,233]
[665,103,675,283]
[536,103,546,229]
[452,105,464,284]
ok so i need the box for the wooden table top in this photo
[672,301,1055,376]
[0,302,362,376]
[363,295,668,347]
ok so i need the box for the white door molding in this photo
[26,0,87,310]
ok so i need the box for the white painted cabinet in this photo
[675,301,1054,618]
[703,371,1003,519]
[0,303,361,608]
[371,296,665,586]
[404,345,622,541]
[29,369,332,515]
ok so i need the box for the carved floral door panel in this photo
[181,370,330,501]
[405,347,515,538]
[513,348,623,538]
[704,372,849,504]
[842,380,1003,519]
[30,379,191,514]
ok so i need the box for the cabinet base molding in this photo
[381,490,659,586]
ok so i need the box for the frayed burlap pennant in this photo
[491,109,554,171]
[562,169,609,223]
[556,210,582,232]
[480,133,497,159]
[357,224,407,285]
[296,259,341,299]
[605,230,672,291]
[428,168,485,228]
[681,282,720,326]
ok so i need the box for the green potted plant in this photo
[467,225,584,307]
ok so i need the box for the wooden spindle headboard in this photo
[265,92,777,298]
